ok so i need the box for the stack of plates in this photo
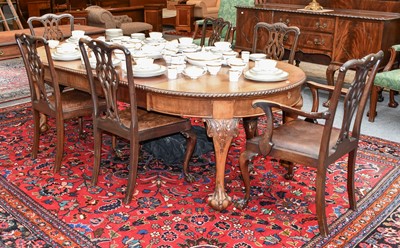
[105,28,123,41]
[52,50,81,61]
[185,52,222,67]
[66,35,90,44]
[244,67,289,82]
[132,64,166,77]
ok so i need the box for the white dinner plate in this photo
[244,69,289,82]
[133,65,167,77]
[133,64,161,73]
[52,51,81,61]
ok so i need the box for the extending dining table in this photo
[37,46,306,211]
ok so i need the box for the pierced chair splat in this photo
[27,13,74,41]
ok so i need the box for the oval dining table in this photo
[38,47,306,211]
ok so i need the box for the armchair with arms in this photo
[236,51,383,236]
[85,5,152,35]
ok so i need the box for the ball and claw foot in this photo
[208,184,232,211]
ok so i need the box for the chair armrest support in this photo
[382,45,400,72]
[306,80,348,112]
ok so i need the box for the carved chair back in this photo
[27,13,74,41]
[252,22,300,64]
[15,33,61,112]
[199,17,231,46]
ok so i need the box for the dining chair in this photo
[194,17,232,47]
[15,33,99,173]
[79,38,197,204]
[368,44,400,122]
[27,13,74,41]
[236,51,383,237]
[252,22,301,65]
[243,22,301,139]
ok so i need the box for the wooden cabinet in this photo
[175,4,194,33]
[235,4,400,67]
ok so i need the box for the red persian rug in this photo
[0,103,399,247]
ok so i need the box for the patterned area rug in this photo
[0,58,30,103]
[0,103,399,247]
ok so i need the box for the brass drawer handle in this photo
[279,18,290,25]
[0,49,3,56]
[315,22,327,30]
[314,38,325,46]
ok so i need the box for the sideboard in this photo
[235,3,400,84]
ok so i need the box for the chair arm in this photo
[186,0,202,7]
[306,80,348,112]
[382,44,400,72]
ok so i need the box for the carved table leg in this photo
[204,118,239,211]
[324,63,340,107]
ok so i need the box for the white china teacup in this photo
[135,57,154,68]
[48,40,59,49]
[56,43,77,54]
[149,32,163,39]
[255,59,277,69]
[228,58,246,72]
[131,33,145,40]
[71,30,85,38]
[229,69,241,82]
[214,41,231,51]
[179,37,194,45]
[206,61,222,75]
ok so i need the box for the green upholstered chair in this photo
[192,0,253,47]
[368,44,400,122]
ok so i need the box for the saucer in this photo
[133,65,166,77]
[244,69,288,82]
[249,53,267,61]
[52,51,81,61]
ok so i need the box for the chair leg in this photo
[281,160,294,180]
[112,135,123,158]
[53,119,65,173]
[32,110,41,158]
[78,117,86,139]
[124,140,140,204]
[181,129,197,183]
[91,128,103,186]
[347,149,357,210]
[234,150,257,210]
[388,90,399,108]
[368,85,379,122]
[243,117,259,139]
[316,166,328,237]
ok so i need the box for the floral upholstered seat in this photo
[368,44,400,122]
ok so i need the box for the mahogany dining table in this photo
[37,46,306,211]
